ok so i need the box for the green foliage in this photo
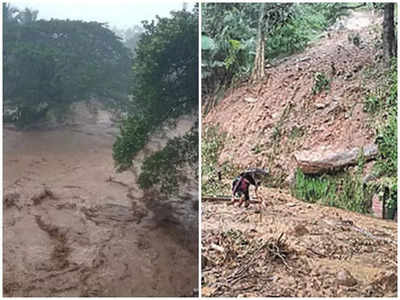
[293,162,368,214]
[289,126,305,139]
[201,126,236,196]
[202,3,352,94]
[113,8,198,172]
[202,3,258,92]
[372,60,397,211]
[293,170,336,204]
[363,94,381,113]
[3,4,132,128]
[138,124,198,195]
[312,72,330,95]
[202,126,225,178]
[113,116,150,172]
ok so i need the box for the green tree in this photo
[113,7,198,172]
[4,6,132,127]
[202,3,360,98]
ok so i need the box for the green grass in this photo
[292,167,369,214]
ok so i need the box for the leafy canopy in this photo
[113,8,198,172]
[4,4,132,127]
[202,3,356,94]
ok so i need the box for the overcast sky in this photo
[10,1,194,29]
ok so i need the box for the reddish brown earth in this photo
[203,10,384,184]
[202,11,397,297]
[3,104,198,296]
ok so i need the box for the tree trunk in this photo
[383,3,396,66]
[251,3,266,82]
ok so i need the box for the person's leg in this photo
[238,192,245,207]
[244,189,250,208]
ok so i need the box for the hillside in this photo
[203,11,384,184]
[201,10,397,297]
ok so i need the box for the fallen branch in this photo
[202,195,260,204]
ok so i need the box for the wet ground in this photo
[202,187,397,297]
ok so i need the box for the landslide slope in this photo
[203,11,385,184]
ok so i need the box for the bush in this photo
[201,126,237,196]
[312,72,330,95]
[138,124,198,195]
[373,60,397,211]
[112,116,150,171]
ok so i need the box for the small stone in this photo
[244,97,257,103]
[315,102,327,109]
[294,224,309,236]
[336,269,357,287]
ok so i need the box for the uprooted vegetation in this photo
[202,190,397,297]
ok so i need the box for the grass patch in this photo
[293,150,369,214]
[292,169,369,214]
[312,72,330,95]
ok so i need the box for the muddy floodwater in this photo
[3,107,198,296]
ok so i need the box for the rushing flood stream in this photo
[3,104,198,296]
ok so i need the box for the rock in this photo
[336,269,357,287]
[293,224,309,237]
[294,144,378,174]
[315,102,327,109]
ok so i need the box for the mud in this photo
[3,102,198,296]
[202,187,397,297]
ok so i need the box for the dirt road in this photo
[202,187,397,297]
[3,106,198,296]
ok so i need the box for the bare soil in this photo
[203,10,384,184]
[3,105,198,297]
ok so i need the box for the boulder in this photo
[294,144,378,174]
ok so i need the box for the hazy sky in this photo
[10,1,194,29]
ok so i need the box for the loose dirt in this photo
[202,187,397,297]
[3,104,198,297]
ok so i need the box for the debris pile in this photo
[202,187,397,297]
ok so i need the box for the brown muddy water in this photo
[3,105,198,296]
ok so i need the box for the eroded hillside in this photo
[203,11,384,184]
